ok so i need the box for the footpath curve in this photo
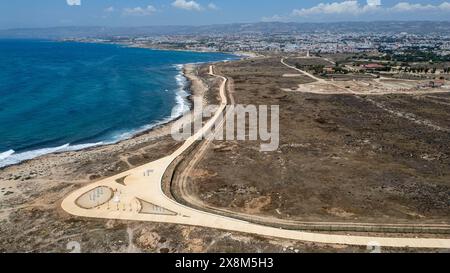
[62,65,450,249]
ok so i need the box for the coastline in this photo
[63,39,260,60]
[0,61,209,170]
[130,44,260,59]
[0,39,247,169]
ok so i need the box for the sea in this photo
[0,39,237,168]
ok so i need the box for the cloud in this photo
[172,0,202,11]
[262,14,288,22]
[292,1,380,17]
[208,3,219,10]
[391,2,450,12]
[104,6,115,13]
[367,0,381,7]
[391,2,435,11]
[123,5,157,16]
[285,1,450,20]
[66,0,81,6]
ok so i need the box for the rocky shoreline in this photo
[0,63,209,225]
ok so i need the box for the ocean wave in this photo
[0,143,106,168]
[172,64,191,119]
[0,150,15,161]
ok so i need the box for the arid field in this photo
[1,56,449,253]
[172,57,450,229]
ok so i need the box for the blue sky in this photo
[1,0,450,29]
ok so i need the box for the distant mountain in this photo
[1,21,450,39]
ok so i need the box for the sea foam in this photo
[0,150,15,161]
[0,143,107,168]
[172,64,191,118]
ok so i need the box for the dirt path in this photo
[281,58,450,133]
[171,62,450,234]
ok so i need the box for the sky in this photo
[1,0,450,29]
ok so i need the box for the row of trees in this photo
[296,63,450,75]
[295,64,328,75]
[402,67,435,73]
[400,67,450,74]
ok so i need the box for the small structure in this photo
[417,80,446,89]
[360,63,385,70]
[430,80,445,88]
[323,66,335,73]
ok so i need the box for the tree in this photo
[312,65,325,74]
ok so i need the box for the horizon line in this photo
[2,20,450,31]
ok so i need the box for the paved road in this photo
[62,65,450,249]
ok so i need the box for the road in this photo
[62,65,450,249]
[281,58,326,83]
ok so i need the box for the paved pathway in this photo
[62,65,450,249]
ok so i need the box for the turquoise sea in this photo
[0,39,236,167]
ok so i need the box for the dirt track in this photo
[178,57,450,228]
[59,65,450,248]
